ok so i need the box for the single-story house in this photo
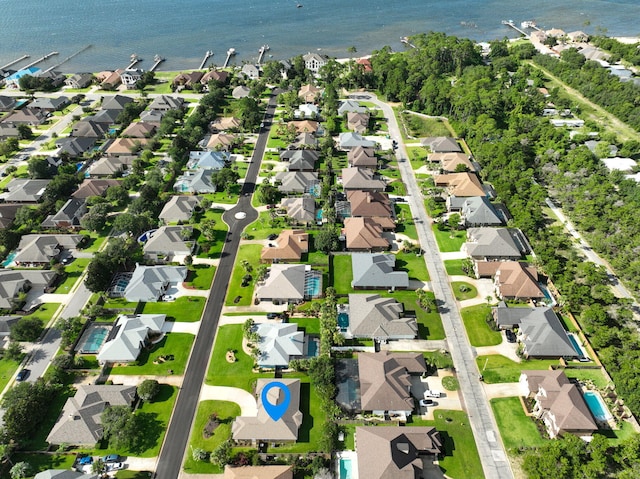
[476,261,544,301]
[298,83,321,103]
[519,370,598,438]
[30,96,70,112]
[465,227,530,261]
[0,316,20,336]
[0,178,51,203]
[201,70,229,85]
[97,313,166,363]
[72,179,121,199]
[347,112,370,134]
[187,150,230,170]
[13,234,83,267]
[448,196,504,227]
[140,109,164,123]
[0,95,17,111]
[206,133,238,151]
[434,172,486,197]
[275,171,318,194]
[288,132,317,149]
[123,265,187,302]
[41,198,87,229]
[421,136,461,153]
[64,73,94,89]
[71,119,108,138]
[0,124,20,140]
[46,384,137,446]
[173,71,204,88]
[232,85,251,99]
[343,217,390,252]
[120,121,157,138]
[281,196,315,224]
[210,117,242,132]
[348,146,377,168]
[254,322,305,369]
[55,137,97,157]
[232,378,303,445]
[0,270,57,310]
[173,169,217,194]
[429,152,476,173]
[351,253,408,290]
[96,70,122,89]
[35,471,98,479]
[294,103,319,119]
[287,152,317,172]
[147,95,185,111]
[2,108,48,126]
[105,138,148,157]
[342,167,386,192]
[358,351,426,416]
[339,132,376,150]
[0,203,21,229]
[86,155,135,177]
[338,100,367,115]
[256,264,321,303]
[143,225,194,263]
[279,149,319,163]
[347,190,395,230]
[101,95,134,111]
[223,466,292,479]
[346,294,417,340]
[290,120,319,134]
[158,195,201,224]
[261,229,309,263]
[356,426,442,479]
[87,109,120,125]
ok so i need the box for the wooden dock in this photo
[44,45,92,73]
[223,48,236,68]
[199,50,213,69]
[22,51,59,70]
[502,20,530,38]
[150,55,165,72]
[400,37,417,49]
[0,55,29,71]
[127,54,141,70]
[257,45,270,64]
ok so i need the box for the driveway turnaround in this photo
[199,385,258,417]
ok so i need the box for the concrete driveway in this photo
[199,385,258,416]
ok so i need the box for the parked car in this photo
[266,313,280,319]
[15,369,30,381]
[505,330,517,343]
[105,462,124,472]
[424,390,441,398]
[268,233,278,240]
[102,454,121,464]
[419,399,434,407]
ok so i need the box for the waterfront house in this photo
[281,196,315,225]
[232,378,302,445]
[30,96,70,112]
[123,265,187,303]
[35,70,65,88]
[159,195,201,224]
[465,227,530,260]
[347,190,395,230]
[342,167,386,192]
[0,178,51,203]
[64,73,93,89]
[46,385,137,446]
[13,234,83,267]
[201,69,229,85]
[173,71,204,88]
[173,169,217,194]
[119,69,143,90]
[356,426,442,479]
[96,70,122,89]
[351,253,408,290]
[143,225,194,263]
[302,52,328,74]
[241,64,260,80]
[41,198,87,230]
[4,67,41,89]
[253,322,305,369]
[347,294,416,340]
[343,217,390,252]
[71,179,121,200]
[420,136,462,153]
[260,229,309,263]
[519,370,597,438]
[97,314,166,364]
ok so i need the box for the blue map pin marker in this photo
[261,381,291,422]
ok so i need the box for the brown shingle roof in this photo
[344,217,389,251]
[494,262,544,300]
[434,172,485,197]
[260,230,309,262]
[347,190,395,230]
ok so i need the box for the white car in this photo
[419,399,434,407]
[105,462,124,472]
[424,390,441,398]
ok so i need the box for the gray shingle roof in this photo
[97,314,166,363]
[348,294,416,339]
[123,265,187,302]
[159,195,201,223]
[255,323,305,368]
[351,253,409,289]
[466,227,529,259]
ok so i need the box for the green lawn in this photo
[11,453,76,477]
[55,258,91,293]
[225,244,262,306]
[563,368,610,389]
[451,281,477,301]
[141,296,206,322]
[195,209,227,259]
[184,264,216,290]
[184,400,240,474]
[26,303,61,325]
[396,251,430,282]
[205,324,256,390]
[332,254,353,294]
[476,355,561,384]
[444,259,466,276]
[0,357,24,395]
[109,333,194,376]
[395,204,417,240]
[380,290,445,340]
[432,225,467,252]
[491,397,546,450]
[460,305,502,347]
[246,210,288,240]
[290,317,321,335]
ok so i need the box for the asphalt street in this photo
[154,93,277,479]
[369,95,514,479]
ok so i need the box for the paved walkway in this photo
[482,383,521,400]
[162,321,201,334]
[109,374,184,387]
[476,340,520,363]
[199,385,258,416]
[380,339,448,352]
[440,251,466,260]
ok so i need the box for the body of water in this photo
[0,0,638,73]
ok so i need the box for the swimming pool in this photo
[584,391,612,422]
[78,326,109,354]
[338,312,349,329]
[339,458,353,479]
[568,334,587,359]
[2,251,17,267]
[316,209,323,220]
[307,338,319,357]
[304,272,322,298]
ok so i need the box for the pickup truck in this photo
[424,390,442,398]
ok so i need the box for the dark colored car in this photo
[16,369,30,381]
[102,454,120,463]
[267,233,278,240]
[505,330,517,343]
[266,313,280,319]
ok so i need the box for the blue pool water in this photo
[2,251,17,267]
[305,275,322,297]
[307,339,319,357]
[316,209,323,220]
[339,458,353,479]
[80,327,109,354]
[584,391,611,422]
[338,313,349,328]
[568,334,586,359]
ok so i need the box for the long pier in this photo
[22,51,59,70]
[150,55,165,72]
[1,55,29,71]
[127,54,141,70]
[44,45,92,73]
[199,50,213,69]
[501,20,530,38]
[257,44,270,64]
[400,37,417,49]
[223,48,236,68]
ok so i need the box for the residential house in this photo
[256,264,321,303]
[0,95,17,111]
[0,270,56,310]
[207,133,237,151]
[201,70,229,85]
[232,85,251,99]
[342,167,386,192]
[2,108,47,126]
[232,378,303,445]
[173,169,217,194]
[343,217,390,252]
[338,100,366,115]
[241,64,260,80]
[123,265,187,302]
[41,198,87,229]
[35,70,65,88]
[140,109,165,123]
[492,303,578,358]
[173,71,204,88]
[0,316,19,337]
[281,196,315,224]
[347,190,395,230]
[275,171,318,194]
[0,203,21,229]
[0,178,51,203]
[356,426,442,479]
[143,226,194,263]
[88,109,120,125]
[356,58,373,72]
[105,138,148,157]
[346,294,417,340]
[290,120,319,134]
[260,229,309,263]
[148,95,185,111]
[101,95,134,111]
[30,96,70,112]
[289,132,317,149]
[72,179,120,199]
[298,84,321,103]
[339,132,376,150]
[420,136,462,153]
[187,150,230,170]
[347,112,370,134]
[465,227,530,260]
[13,234,83,267]
[476,261,544,301]
[97,314,166,363]
[3,67,41,89]
[520,370,598,438]
[96,70,122,89]
[210,117,241,132]
[567,31,589,43]
[64,73,93,89]
[448,196,504,227]
[287,153,317,172]
[302,52,328,74]
[0,124,20,140]
[429,152,476,173]
[358,352,425,416]
[294,103,319,119]
[223,466,293,479]
[351,253,409,290]
[86,155,135,177]
[121,121,157,138]
[254,322,305,369]
[56,137,97,158]
[46,385,137,446]
[434,172,486,197]
[348,146,377,168]
[71,119,108,138]
[158,195,201,224]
